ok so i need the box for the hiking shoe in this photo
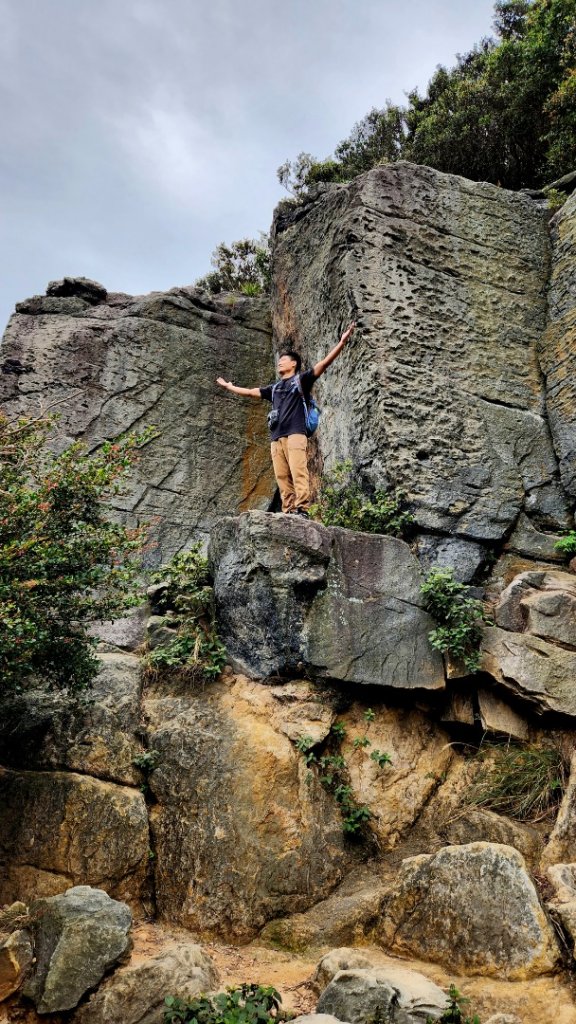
[294,509,310,518]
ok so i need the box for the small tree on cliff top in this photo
[0,411,154,693]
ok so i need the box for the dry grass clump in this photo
[469,743,568,823]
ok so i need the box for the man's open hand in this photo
[340,321,357,344]
[216,377,233,390]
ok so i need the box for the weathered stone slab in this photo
[210,511,445,690]
[477,688,529,740]
[260,873,388,952]
[481,626,576,716]
[0,280,275,562]
[23,886,131,1014]
[495,570,576,645]
[0,653,143,785]
[145,673,349,941]
[272,162,570,540]
[379,842,559,978]
[546,862,576,958]
[0,769,149,906]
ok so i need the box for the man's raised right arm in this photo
[216,378,262,398]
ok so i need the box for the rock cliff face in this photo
[2,163,576,1023]
[272,162,574,570]
[0,280,275,562]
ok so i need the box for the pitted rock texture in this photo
[23,886,132,1013]
[145,672,350,941]
[540,191,576,498]
[0,280,276,563]
[210,511,445,689]
[272,162,571,543]
[379,842,559,979]
[0,768,149,907]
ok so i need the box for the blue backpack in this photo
[295,374,320,437]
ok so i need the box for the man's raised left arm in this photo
[312,322,356,378]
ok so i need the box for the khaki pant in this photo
[270,434,310,513]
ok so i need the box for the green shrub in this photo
[544,187,568,212]
[310,461,414,537]
[554,531,576,558]
[146,546,226,682]
[469,743,567,822]
[295,713,391,836]
[164,985,287,1024]
[427,984,481,1024]
[0,411,153,693]
[420,568,486,673]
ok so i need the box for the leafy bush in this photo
[420,568,486,673]
[196,236,271,295]
[544,186,568,211]
[427,984,481,1024]
[469,743,567,822]
[0,411,152,693]
[554,530,576,558]
[310,461,414,537]
[146,546,226,682]
[164,985,287,1024]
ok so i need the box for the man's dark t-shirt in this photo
[260,369,316,441]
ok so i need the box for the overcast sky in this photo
[1,0,498,332]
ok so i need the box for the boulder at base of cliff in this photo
[73,941,219,1024]
[210,511,445,690]
[23,886,132,1013]
[316,966,449,1023]
[379,843,559,979]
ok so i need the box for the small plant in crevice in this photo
[426,984,481,1024]
[164,984,288,1024]
[310,460,415,537]
[544,187,568,213]
[420,568,488,673]
[295,709,392,837]
[133,749,161,798]
[468,743,567,824]
[145,545,226,683]
[554,531,576,559]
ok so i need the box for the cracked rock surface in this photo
[0,281,276,563]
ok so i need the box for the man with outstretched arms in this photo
[216,322,356,517]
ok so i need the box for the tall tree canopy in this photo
[279,0,576,194]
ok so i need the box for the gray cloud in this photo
[1,0,497,330]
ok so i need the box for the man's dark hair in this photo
[280,350,302,372]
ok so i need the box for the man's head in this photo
[278,350,301,378]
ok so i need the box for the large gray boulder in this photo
[23,886,132,1013]
[73,941,219,1024]
[0,281,275,562]
[379,842,559,979]
[210,511,445,689]
[316,967,449,1023]
[272,162,571,543]
[494,570,576,644]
